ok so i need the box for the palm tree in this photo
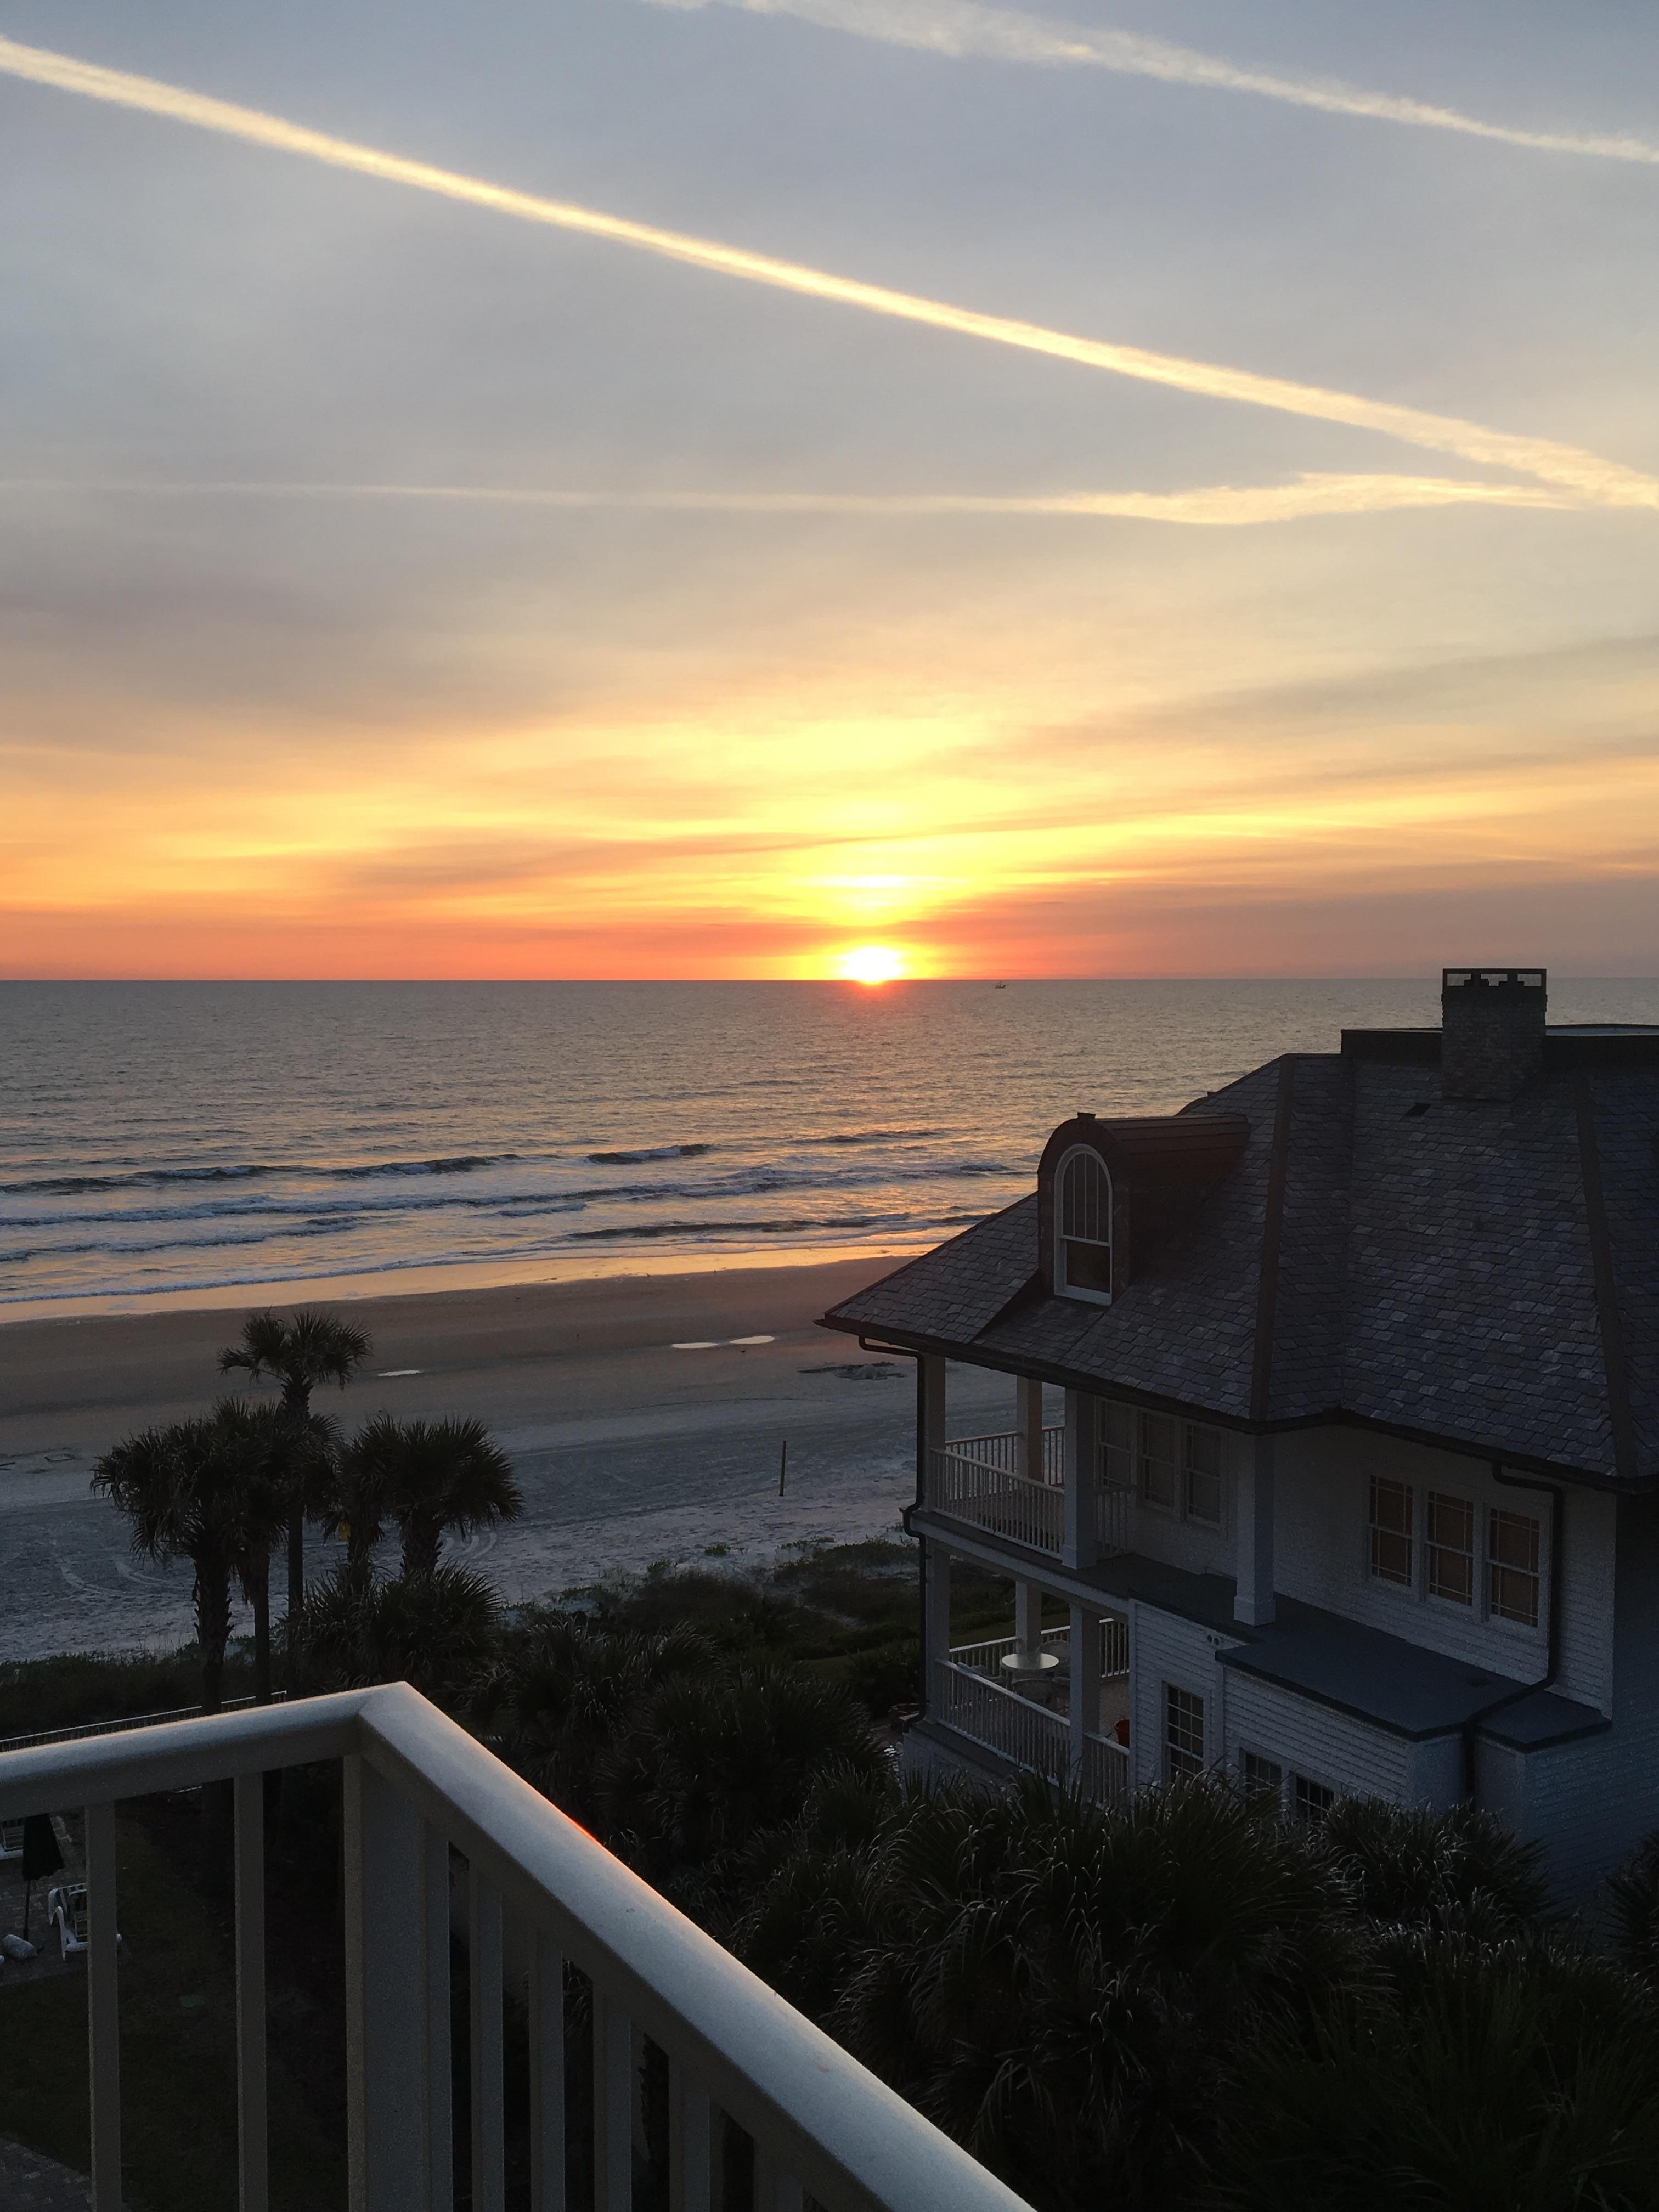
[217,1308,371,1650]
[346,1413,522,1579]
[213,1400,338,1705]
[302,1562,501,1712]
[92,1405,288,1716]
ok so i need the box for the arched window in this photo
[1056,1146,1114,1304]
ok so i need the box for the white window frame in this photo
[1122,1403,1228,1530]
[1357,1467,1548,1646]
[1055,1144,1114,1306]
[1163,1682,1206,1781]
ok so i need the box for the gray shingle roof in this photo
[824,1042,1659,1486]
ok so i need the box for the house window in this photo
[1240,1750,1283,1807]
[1057,1147,1113,1304]
[1369,1476,1414,1587]
[1102,1400,1136,1492]
[1139,1413,1180,1512]
[1426,1491,1475,1605]
[1184,1424,1224,1525]
[1293,1774,1335,1827]
[1164,1684,1205,1780]
[1489,1508,1542,1628]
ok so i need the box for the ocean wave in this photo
[586,1143,714,1165]
[570,1214,891,1242]
[800,1127,941,1147]
[0,1150,526,1198]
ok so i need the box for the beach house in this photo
[821,970,1659,1894]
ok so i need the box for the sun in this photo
[837,945,907,985]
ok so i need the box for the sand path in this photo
[0,1260,1016,1661]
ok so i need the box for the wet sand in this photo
[0,1259,1015,1662]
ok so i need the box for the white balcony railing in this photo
[0,1684,1034,2212]
[924,1430,1133,1562]
[925,1435,1065,1554]
[947,1619,1128,1680]
[1080,1732,1131,1808]
[930,1661,1070,1785]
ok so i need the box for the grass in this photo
[0,1805,346,2211]
[0,1643,258,1742]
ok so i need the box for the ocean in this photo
[5,976,1659,1316]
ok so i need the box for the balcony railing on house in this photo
[929,1661,1130,1807]
[948,1619,1129,1683]
[0,1684,1034,2212]
[924,1428,1132,1560]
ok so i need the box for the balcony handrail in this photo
[0,1688,290,1758]
[0,1685,1032,2212]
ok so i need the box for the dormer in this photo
[1037,1110,1251,1304]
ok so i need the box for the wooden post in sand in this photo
[778,1441,788,1497]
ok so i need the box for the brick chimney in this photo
[1440,968,1547,1100]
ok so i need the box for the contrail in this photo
[652,0,1659,167]
[2,34,1655,511]
[0,474,1576,526]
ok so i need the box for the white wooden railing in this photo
[931,1661,1070,1784]
[1080,1732,1131,1808]
[0,1685,1034,2212]
[926,1432,1065,1554]
[924,1430,1133,1562]
[948,1620,1128,1680]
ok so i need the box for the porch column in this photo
[917,1355,947,1506]
[1068,1602,1102,1776]
[1063,1390,1100,1571]
[1234,1435,1276,1626]
[1016,1375,1045,1482]
[923,1543,953,1714]
[1014,1577,1041,1659]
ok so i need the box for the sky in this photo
[2,1,1657,979]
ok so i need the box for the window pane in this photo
[1060,1148,1110,1242]
[1064,1238,1113,1296]
[1293,1774,1335,1827]
[1102,1400,1135,1491]
[1139,1413,1178,1510]
[1165,1684,1205,1780]
[1369,1476,1414,1586]
[1185,1424,1223,1524]
[1242,1750,1282,1805]
[1489,1508,1541,1627]
[1426,1491,1474,1604]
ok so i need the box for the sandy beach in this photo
[0,1258,1018,1663]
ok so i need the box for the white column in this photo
[1014,1578,1041,1657]
[1063,1391,1100,1571]
[924,1543,953,1700]
[1016,1375,1045,1481]
[918,1355,947,1504]
[344,1757,426,2212]
[1234,1435,1276,1626]
[86,1799,121,2212]
[1068,1603,1102,1774]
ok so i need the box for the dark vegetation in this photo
[9,1304,1659,2209]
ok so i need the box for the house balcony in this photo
[923,1427,1131,1561]
[0,1684,1032,2212]
[933,1623,1131,1807]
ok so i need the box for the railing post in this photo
[1016,1376,1044,1481]
[669,2057,711,2212]
[924,1543,952,1707]
[234,1773,269,2212]
[422,1822,454,2212]
[469,1865,506,2212]
[343,1754,425,2212]
[528,1928,565,2211]
[84,1798,121,2212]
[592,1987,633,2212]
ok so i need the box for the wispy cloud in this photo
[0,474,1578,526]
[2,35,1655,511]
[652,0,1659,167]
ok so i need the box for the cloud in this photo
[0,473,1578,526]
[2,35,1655,510]
[651,0,1659,168]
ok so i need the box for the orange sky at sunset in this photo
[4,8,1657,979]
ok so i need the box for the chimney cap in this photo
[1442,967,1546,991]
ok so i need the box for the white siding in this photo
[1222,1672,1414,1805]
[1128,1602,1241,1790]
[1272,1428,1606,1699]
